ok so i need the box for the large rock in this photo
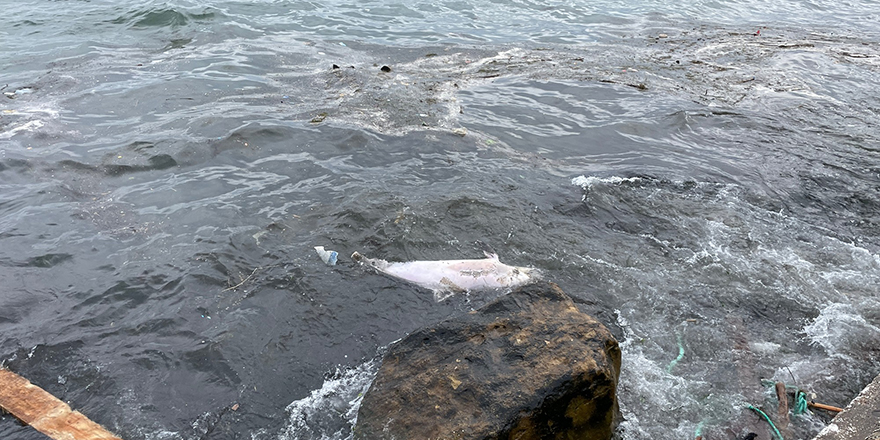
[355,282,621,440]
[813,373,880,440]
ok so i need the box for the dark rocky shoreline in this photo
[355,282,620,440]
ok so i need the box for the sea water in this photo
[1,0,879,439]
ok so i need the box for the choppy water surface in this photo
[2,0,879,439]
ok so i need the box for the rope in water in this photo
[748,405,785,440]
[693,419,706,439]
[794,390,809,415]
[693,397,808,440]
[759,379,810,415]
[664,327,796,440]
[669,341,811,439]
[666,332,685,373]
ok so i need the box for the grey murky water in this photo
[2,1,879,439]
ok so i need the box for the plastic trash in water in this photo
[314,246,338,266]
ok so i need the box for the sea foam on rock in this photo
[354,282,621,440]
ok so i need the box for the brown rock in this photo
[355,282,621,440]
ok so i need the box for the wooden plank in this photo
[0,368,122,440]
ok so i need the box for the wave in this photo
[109,7,218,29]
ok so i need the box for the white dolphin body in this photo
[351,251,539,300]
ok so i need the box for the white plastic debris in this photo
[314,246,338,266]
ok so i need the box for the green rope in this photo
[759,380,810,416]
[694,420,706,439]
[794,391,809,415]
[666,332,685,374]
[748,405,784,440]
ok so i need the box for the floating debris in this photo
[315,246,338,265]
[310,112,328,123]
[808,401,843,413]
[0,368,122,440]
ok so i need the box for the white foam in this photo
[0,120,44,139]
[279,359,379,440]
[804,302,880,357]
[616,333,713,440]
[571,175,645,202]
[749,341,781,354]
[571,175,642,190]
[818,423,840,436]
[141,429,182,440]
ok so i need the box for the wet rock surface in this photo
[813,373,880,440]
[355,282,621,440]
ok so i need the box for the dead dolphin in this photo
[351,251,539,301]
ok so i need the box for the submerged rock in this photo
[355,282,621,440]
